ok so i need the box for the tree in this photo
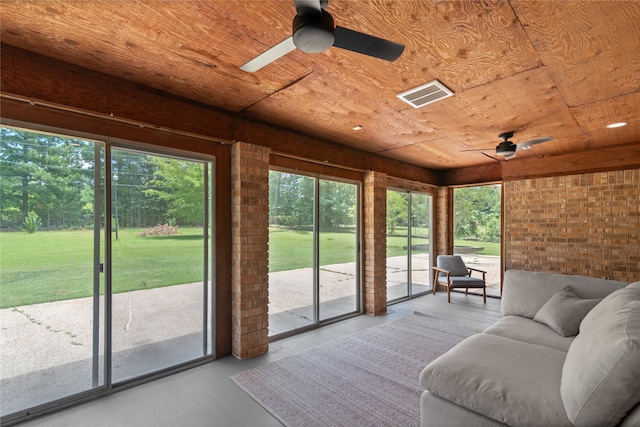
[144,157,205,226]
[319,180,356,231]
[387,190,408,234]
[269,171,314,228]
[1,127,96,229]
[454,185,501,242]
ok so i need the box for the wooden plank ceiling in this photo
[1,0,639,171]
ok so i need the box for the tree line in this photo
[2,127,500,240]
[0,127,206,231]
[269,171,357,231]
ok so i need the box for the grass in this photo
[0,228,206,308]
[454,239,501,256]
[1,227,500,308]
[268,227,359,272]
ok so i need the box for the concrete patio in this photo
[1,254,501,416]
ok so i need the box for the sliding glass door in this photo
[318,180,359,321]
[0,126,214,421]
[386,189,432,302]
[268,170,360,337]
[110,148,213,382]
[0,127,106,416]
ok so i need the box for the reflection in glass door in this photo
[386,189,432,302]
[110,148,212,382]
[268,171,360,337]
[0,127,105,417]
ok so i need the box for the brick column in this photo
[363,171,387,315]
[231,142,269,359]
[435,186,452,256]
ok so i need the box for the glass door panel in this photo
[111,148,210,382]
[268,171,315,336]
[268,172,360,336]
[0,127,105,416]
[386,190,409,301]
[410,193,432,296]
[453,185,502,297]
[318,180,358,321]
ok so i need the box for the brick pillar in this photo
[434,186,453,293]
[363,171,387,315]
[435,186,452,256]
[231,142,269,359]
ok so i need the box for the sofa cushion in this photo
[533,286,602,337]
[421,333,572,427]
[484,315,574,352]
[501,270,628,319]
[561,285,640,427]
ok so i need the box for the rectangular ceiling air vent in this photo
[397,80,454,108]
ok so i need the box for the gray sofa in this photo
[419,269,640,427]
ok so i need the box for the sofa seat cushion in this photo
[484,316,574,352]
[533,286,602,337]
[561,284,640,427]
[420,333,572,427]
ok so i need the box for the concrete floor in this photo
[13,292,501,427]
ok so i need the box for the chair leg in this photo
[447,286,451,303]
[483,286,487,304]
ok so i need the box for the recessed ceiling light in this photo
[352,125,363,131]
[606,122,628,129]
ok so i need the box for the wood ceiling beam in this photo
[441,141,640,186]
[3,43,638,188]
[0,43,439,185]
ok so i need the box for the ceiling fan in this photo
[240,0,405,72]
[461,132,554,160]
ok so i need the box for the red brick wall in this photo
[363,171,387,315]
[231,142,270,359]
[505,168,640,282]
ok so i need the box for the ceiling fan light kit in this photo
[292,10,335,53]
[495,141,517,156]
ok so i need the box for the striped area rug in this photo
[231,313,479,427]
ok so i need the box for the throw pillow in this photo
[533,286,601,337]
[561,285,640,427]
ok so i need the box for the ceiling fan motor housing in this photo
[495,141,517,155]
[293,9,335,53]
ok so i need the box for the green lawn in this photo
[268,227,359,272]
[0,228,206,308]
[1,228,500,308]
[454,239,501,256]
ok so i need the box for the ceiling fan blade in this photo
[294,0,322,15]
[516,136,554,150]
[240,37,297,72]
[333,26,405,61]
[460,148,494,152]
